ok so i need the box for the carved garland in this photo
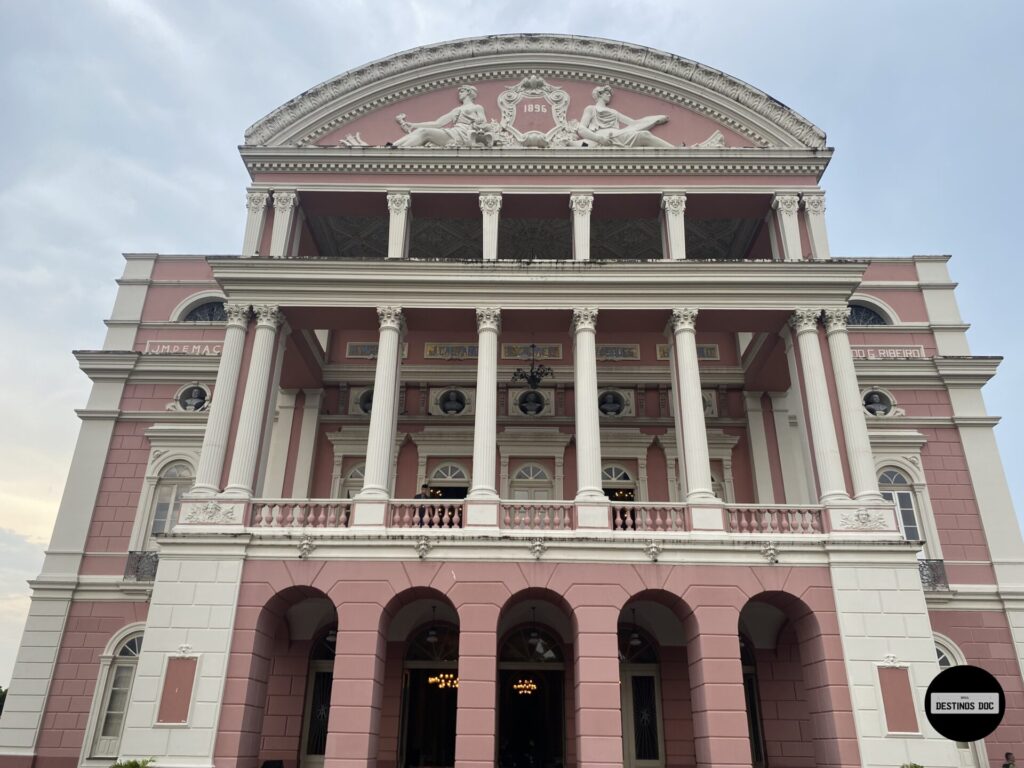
[244,36,825,149]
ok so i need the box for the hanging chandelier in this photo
[428,673,459,689]
[510,343,554,390]
[513,678,538,695]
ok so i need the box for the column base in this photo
[187,484,219,498]
[575,501,611,529]
[466,487,499,501]
[463,500,500,529]
[689,502,725,531]
[351,499,389,528]
[219,485,253,499]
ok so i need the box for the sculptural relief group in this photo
[339,76,727,150]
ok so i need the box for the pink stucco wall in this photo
[34,602,149,768]
[83,421,152,556]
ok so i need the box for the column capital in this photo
[823,306,851,332]
[224,302,250,327]
[245,191,269,213]
[376,305,403,331]
[479,193,502,214]
[802,191,826,216]
[789,308,822,333]
[569,193,594,215]
[661,193,687,214]
[252,304,283,328]
[272,190,298,212]
[571,307,598,332]
[386,192,411,214]
[476,307,501,333]
[772,192,800,217]
[670,307,698,332]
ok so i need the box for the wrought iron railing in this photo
[611,504,688,532]
[918,559,950,591]
[124,550,159,581]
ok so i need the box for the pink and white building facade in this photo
[2,34,1023,768]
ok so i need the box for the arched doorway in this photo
[430,462,470,500]
[399,621,459,768]
[300,629,337,768]
[618,621,663,768]
[509,462,554,500]
[498,621,566,768]
[603,463,636,502]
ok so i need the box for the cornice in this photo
[244,34,826,150]
[240,146,831,179]
[208,258,866,310]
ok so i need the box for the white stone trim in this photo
[497,428,572,498]
[261,389,299,498]
[127,426,203,551]
[103,255,156,351]
[869,439,941,560]
[848,293,900,326]
[290,389,323,497]
[410,427,474,489]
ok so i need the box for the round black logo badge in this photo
[925,665,1005,742]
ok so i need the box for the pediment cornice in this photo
[245,34,826,151]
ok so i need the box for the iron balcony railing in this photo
[124,550,159,581]
[918,559,950,591]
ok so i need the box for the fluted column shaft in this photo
[269,191,298,258]
[662,193,687,260]
[356,307,403,500]
[479,193,501,261]
[192,304,250,496]
[570,193,593,262]
[242,191,269,257]
[224,305,283,497]
[469,308,500,499]
[671,309,716,501]
[824,308,882,500]
[572,308,605,501]
[387,192,410,260]
[790,309,848,502]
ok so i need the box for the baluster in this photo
[503,505,511,528]
[453,504,462,528]
[258,504,270,527]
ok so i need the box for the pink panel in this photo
[84,421,153,555]
[878,667,918,733]
[157,656,198,724]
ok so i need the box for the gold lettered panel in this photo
[656,343,719,361]
[424,342,479,360]
[346,341,409,359]
[502,343,562,361]
[596,344,640,361]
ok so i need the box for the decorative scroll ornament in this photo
[273,191,298,212]
[662,194,686,215]
[176,643,194,656]
[245,191,269,213]
[415,535,433,560]
[823,307,852,331]
[760,541,779,564]
[773,194,800,217]
[476,307,501,333]
[789,308,822,333]
[253,304,283,327]
[184,501,232,524]
[881,653,900,667]
[224,303,251,326]
[479,193,502,214]
[569,194,594,215]
[529,538,547,560]
[497,75,576,148]
[376,306,403,330]
[386,192,410,214]
[297,534,316,559]
[670,308,698,332]
[803,193,826,215]
[645,540,662,562]
[571,307,599,333]
[838,508,889,530]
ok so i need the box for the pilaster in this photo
[661,193,687,260]
[261,389,298,498]
[802,191,831,261]
[772,193,803,262]
[570,193,594,262]
[479,193,501,261]
[291,388,323,497]
[386,191,411,260]
[744,392,775,503]
[269,190,298,258]
[242,189,269,257]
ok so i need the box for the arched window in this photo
[183,301,226,322]
[510,462,554,501]
[602,465,632,483]
[879,468,920,541]
[150,462,193,537]
[603,464,636,502]
[406,623,460,663]
[501,626,563,663]
[848,303,888,326]
[514,463,550,482]
[340,463,365,499]
[431,463,468,483]
[91,633,143,758]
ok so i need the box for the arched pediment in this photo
[245,34,825,151]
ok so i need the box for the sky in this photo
[0,0,1022,687]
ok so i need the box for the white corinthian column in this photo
[570,193,593,262]
[572,308,605,501]
[662,193,687,260]
[387,192,411,260]
[802,191,832,261]
[242,191,269,257]
[772,192,802,261]
[223,305,283,497]
[269,191,298,258]
[469,308,500,499]
[356,307,404,500]
[790,309,848,503]
[192,303,250,496]
[670,309,716,501]
[824,308,883,500]
[479,193,501,261]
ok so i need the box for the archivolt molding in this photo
[245,34,825,150]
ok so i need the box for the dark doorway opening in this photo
[498,669,564,768]
[401,669,457,768]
